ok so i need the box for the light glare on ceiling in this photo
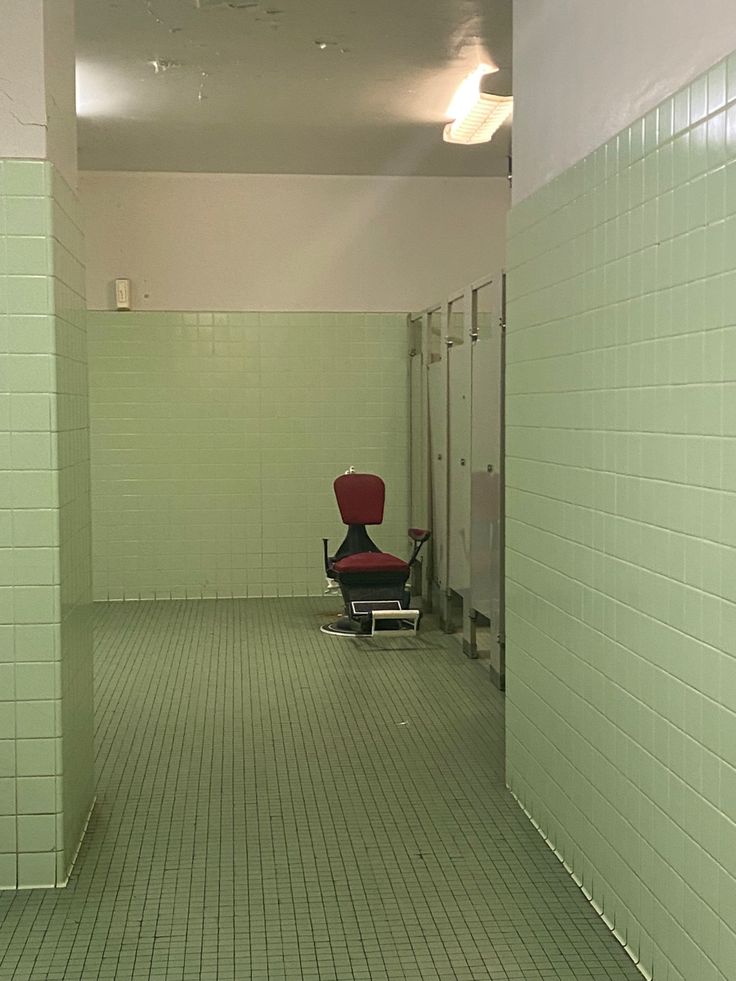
[445,62,494,119]
[76,61,130,118]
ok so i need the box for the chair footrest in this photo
[370,609,420,635]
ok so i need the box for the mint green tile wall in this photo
[506,55,736,981]
[0,159,93,890]
[51,168,94,885]
[87,312,409,600]
[0,158,60,890]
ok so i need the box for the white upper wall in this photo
[0,0,77,186]
[43,0,78,184]
[512,0,736,201]
[0,1,48,162]
[81,172,509,312]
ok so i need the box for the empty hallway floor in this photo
[0,599,642,981]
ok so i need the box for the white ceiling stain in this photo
[76,0,512,176]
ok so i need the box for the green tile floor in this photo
[0,599,642,980]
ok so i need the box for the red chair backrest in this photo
[333,473,385,525]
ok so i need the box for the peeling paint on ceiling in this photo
[76,0,512,176]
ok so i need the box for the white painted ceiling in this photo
[76,0,512,176]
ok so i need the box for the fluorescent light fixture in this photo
[443,92,513,144]
[443,64,512,145]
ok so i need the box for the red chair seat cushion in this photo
[334,552,409,574]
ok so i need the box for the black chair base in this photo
[320,617,414,637]
[320,617,364,637]
[320,595,419,638]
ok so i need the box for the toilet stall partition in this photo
[426,306,447,603]
[410,273,505,688]
[408,314,428,601]
[470,278,505,687]
[447,293,471,611]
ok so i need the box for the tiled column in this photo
[506,53,736,981]
[0,0,94,889]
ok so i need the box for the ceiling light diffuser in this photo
[443,63,512,145]
[443,92,513,144]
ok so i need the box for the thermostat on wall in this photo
[115,278,131,311]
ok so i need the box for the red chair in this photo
[322,472,429,635]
